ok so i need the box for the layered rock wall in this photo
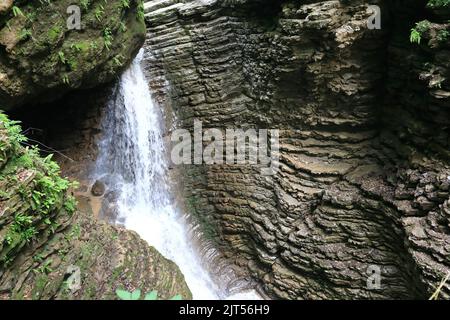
[144,0,450,299]
[0,0,146,110]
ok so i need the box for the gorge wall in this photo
[144,0,450,299]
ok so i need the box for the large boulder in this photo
[0,0,146,110]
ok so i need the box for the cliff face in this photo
[0,0,146,110]
[0,113,192,300]
[144,0,450,299]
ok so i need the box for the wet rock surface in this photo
[91,180,106,197]
[143,0,450,299]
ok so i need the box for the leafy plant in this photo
[416,20,432,34]
[19,28,32,41]
[137,1,145,21]
[0,189,9,199]
[34,259,53,274]
[115,289,183,300]
[58,51,67,64]
[14,213,33,228]
[22,227,38,242]
[103,27,113,51]
[67,58,78,71]
[437,29,450,42]
[64,195,77,214]
[12,6,24,17]
[94,5,104,22]
[410,20,431,44]
[119,22,127,33]
[80,0,90,11]
[116,289,141,300]
[9,213,37,243]
[33,253,45,263]
[26,11,37,23]
[0,113,27,153]
[4,236,13,246]
[410,29,422,44]
[144,290,158,300]
[28,155,74,216]
[70,43,83,53]
[121,0,130,9]
[0,113,77,264]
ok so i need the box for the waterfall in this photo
[93,49,261,300]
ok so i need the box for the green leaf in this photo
[144,290,158,300]
[115,289,132,300]
[130,289,141,300]
[170,294,183,300]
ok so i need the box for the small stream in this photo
[93,49,261,300]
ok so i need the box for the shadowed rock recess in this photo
[143,0,450,299]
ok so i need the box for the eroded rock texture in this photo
[144,0,450,299]
[0,0,146,110]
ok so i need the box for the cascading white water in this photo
[94,49,261,300]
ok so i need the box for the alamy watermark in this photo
[67,5,81,30]
[60,2,381,30]
[65,4,380,32]
[367,5,381,30]
[366,265,382,290]
[65,265,81,293]
[170,120,280,176]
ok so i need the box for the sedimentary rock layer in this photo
[0,113,191,300]
[0,0,146,110]
[144,0,450,299]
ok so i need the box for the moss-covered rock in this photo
[0,0,146,110]
[0,113,192,300]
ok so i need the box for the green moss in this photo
[32,274,49,300]
[0,112,78,267]
[47,26,61,43]
[437,29,450,42]
[0,0,146,110]
[70,41,90,53]
[186,192,219,244]
[136,1,145,21]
